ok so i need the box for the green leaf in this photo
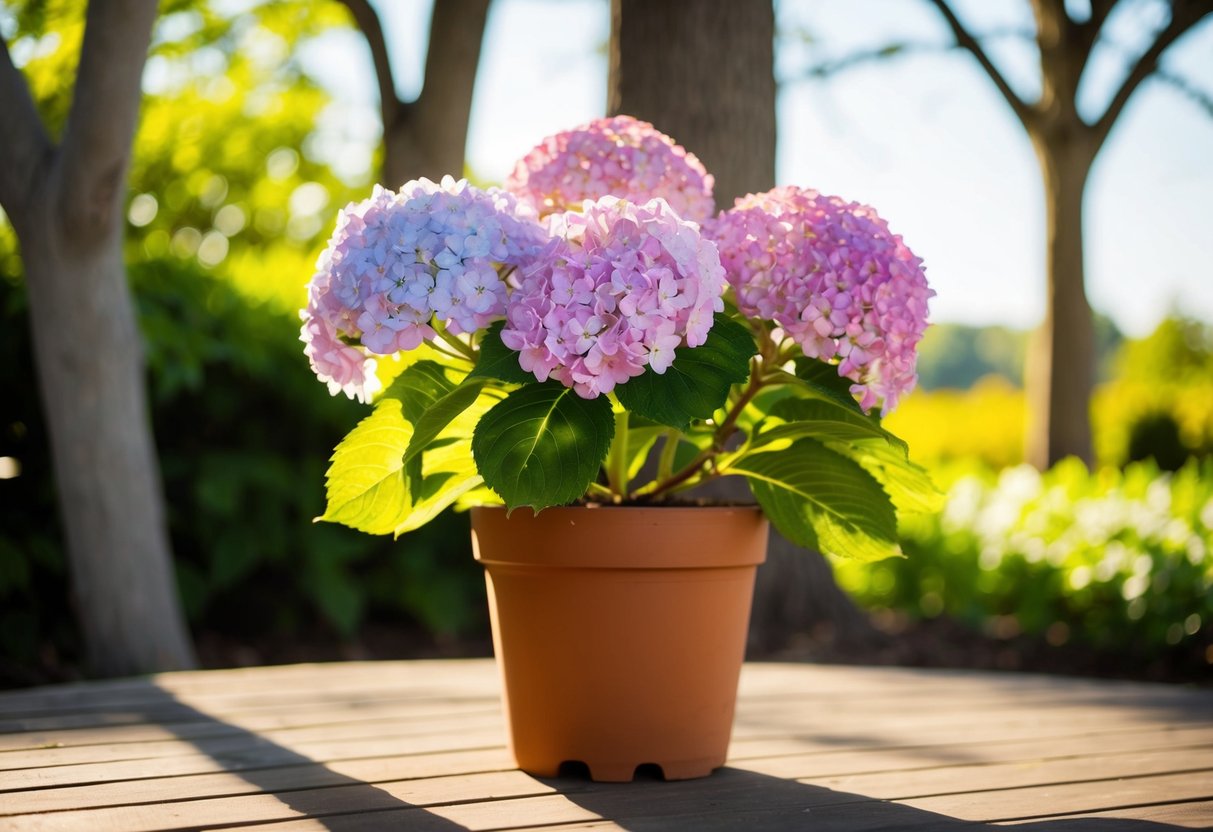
[825,436,944,516]
[615,313,756,430]
[381,360,459,424]
[791,357,866,414]
[729,438,902,562]
[402,376,487,467]
[395,386,502,534]
[472,382,614,510]
[750,397,898,450]
[321,401,414,535]
[469,320,534,385]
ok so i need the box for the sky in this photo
[307,0,1213,338]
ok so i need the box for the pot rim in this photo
[470,504,769,570]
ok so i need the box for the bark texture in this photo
[338,0,491,186]
[1,1,196,675]
[608,0,776,208]
[929,0,1212,469]
[609,0,876,652]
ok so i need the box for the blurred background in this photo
[1,0,1210,687]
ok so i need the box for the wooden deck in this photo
[1,660,1210,831]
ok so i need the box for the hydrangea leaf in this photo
[615,313,755,430]
[381,360,459,423]
[792,357,866,414]
[472,382,614,510]
[394,386,502,535]
[469,321,534,385]
[729,437,902,562]
[824,436,943,516]
[750,397,896,450]
[381,360,487,467]
[320,400,414,535]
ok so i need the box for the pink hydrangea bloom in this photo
[502,196,726,399]
[301,177,545,397]
[707,186,933,415]
[505,115,716,224]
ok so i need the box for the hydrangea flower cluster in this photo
[301,177,545,400]
[505,115,716,224]
[707,186,933,415]
[501,196,726,399]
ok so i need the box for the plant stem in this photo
[586,482,614,501]
[434,326,478,362]
[656,428,681,481]
[429,342,475,364]
[640,357,771,501]
[605,407,629,499]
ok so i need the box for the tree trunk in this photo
[1025,133,1096,469]
[1,0,195,676]
[20,198,196,677]
[381,0,490,186]
[608,0,775,207]
[609,0,876,654]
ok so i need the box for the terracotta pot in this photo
[471,504,768,782]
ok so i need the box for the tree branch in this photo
[0,34,53,225]
[336,0,402,131]
[1154,66,1213,118]
[57,0,160,248]
[927,0,1036,130]
[1092,1,1213,148]
[792,27,1032,83]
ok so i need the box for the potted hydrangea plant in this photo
[301,116,937,782]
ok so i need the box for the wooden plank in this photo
[0,725,507,791]
[902,770,1213,822]
[0,669,497,727]
[2,661,1211,832]
[0,698,501,753]
[7,691,1202,770]
[732,725,1213,779]
[0,710,504,770]
[0,747,516,816]
[791,747,1213,800]
[9,723,1210,817]
[726,713,1210,761]
[0,689,500,737]
[0,661,499,714]
[1002,799,1213,828]
[0,770,559,832]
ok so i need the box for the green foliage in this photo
[322,359,494,536]
[320,310,938,562]
[732,438,903,562]
[471,382,615,510]
[1093,317,1213,468]
[614,314,755,430]
[834,458,1213,659]
[469,322,536,385]
[137,259,485,639]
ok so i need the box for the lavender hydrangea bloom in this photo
[505,115,716,224]
[707,186,933,415]
[301,177,546,399]
[502,196,726,399]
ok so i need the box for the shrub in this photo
[834,457,1213,664]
